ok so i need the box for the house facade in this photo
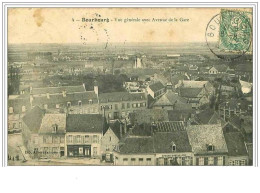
[146,81,165,100]
[65,114,104,158]
[37,114,66,158]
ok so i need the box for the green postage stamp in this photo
[219,9,252,53]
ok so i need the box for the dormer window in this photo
[171,142,176,152]
[78,100,82,106]
[207,144,214,151]
[88,99,93,104]
[67,102,71,107]
[52,124,58,133]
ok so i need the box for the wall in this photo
[101,128,120,154]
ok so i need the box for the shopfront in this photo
[67,145,91,157]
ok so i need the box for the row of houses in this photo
[114,122,249,166]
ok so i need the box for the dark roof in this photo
[154,132,192,153]
[180,87,203,98]
[167,110,192,121]
[131,123,153,136]
[129,109,169,124]
[99,92,146,103]
[8,97,31,114]
[107,120,125,139]
[224,132,248,156]
[31,85,86,95]
[195,109,220,124]
[119,137,154,154]
[219,99,252,111]
[148,81,165,92]
[154,121,185,132]
[22,106,45,133]
[32,91,97,105]
[66,114,103,133]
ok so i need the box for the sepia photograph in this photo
[5,6,254,166]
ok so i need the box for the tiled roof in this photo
[224,132,248,156]
[219,99,252,111]
[154,132,192,153]
[187,124,228,155]
[39,114,66,134]
[22,106,45,133]
[32,91,97,105]
[31,85,86,95]
[99,92,146,103]
[148,81,165,92]
[180,87,203,98]
[119,136,155,154]
[66,114,103,133]
[129,109,169,124]
[154,121,185,132]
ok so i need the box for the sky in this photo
[7,8,235,44]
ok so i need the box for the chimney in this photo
[119,123,123,138]
[94,80,98,97]
[82,83,86,90]
[62,90,67,97]
[47,93,50,99]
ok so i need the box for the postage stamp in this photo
[219,9,252,52]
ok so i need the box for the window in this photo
[93,135,98,143]
[132,103,136,108]
[131,158,136,165]
[199,157,204,166]
[52,124,58,133]
[146,158,152,166]
[67,135,73,143]
[93,147,97,156]
[127,103,130,108]
[240,160,246,166]
[115,104,118,110]
[88,99,93,104]
[139,158,144,165]
[56,104,60,109]
[172,142,176,152]
[235,160,240,166]
[218,156,223,166]
[123,158,128,165]
[208,157,214,165]
[109,136,112,142]
[60,137,64,143]
[122,111,126,118]
[19,122,22,128]
[13,123,16,129]
[76,135,81,143]
[67,102,71,107]
[22,106,26,112]
[84,135,90,143]
[43,136,47,143]
[9,107,13,114]
[229,161,235,166]
[78,101,82,106]
[121,103,125,109]
[207,144,214,151]
[106,145,109,151]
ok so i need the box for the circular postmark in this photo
[205,10,252,60]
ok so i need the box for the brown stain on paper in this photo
[33,9,44,27]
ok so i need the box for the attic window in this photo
[78,100,82,106]
[171,142,176,152]
[89,99,93,104]
[67,102,71,107]
[207,144,214,151]
[52,124,58,133]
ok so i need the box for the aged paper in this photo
[7,7,253,166]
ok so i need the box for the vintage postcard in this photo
[6,6,254,166]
